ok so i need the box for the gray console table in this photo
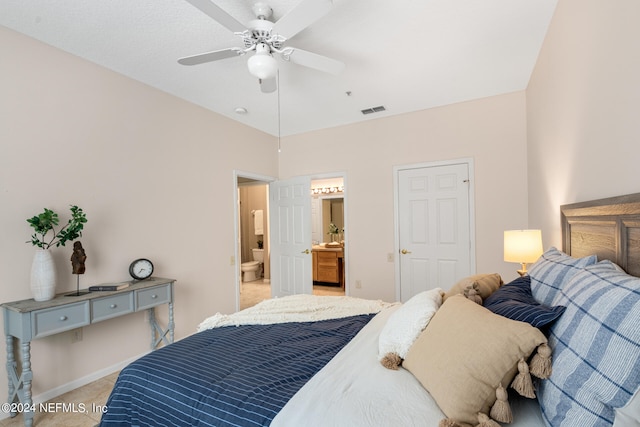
[1,277,175,427]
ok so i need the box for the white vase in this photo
[30,249,56,301]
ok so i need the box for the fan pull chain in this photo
[277,70,282,153]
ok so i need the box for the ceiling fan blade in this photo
[184,0,247,33]
[282,47,345,75]
[271,0,332,40]
[260,78,277,93]
[178,48,243,66]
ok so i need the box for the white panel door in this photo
[398,163,471,301]
[269,176,313,298]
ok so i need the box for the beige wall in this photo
[0,27,278,397]
[279,91,530,301]
[527,0,640,248]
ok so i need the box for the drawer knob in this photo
[110,304,117,309]
[151,294,157,299]
[59,316,68,321]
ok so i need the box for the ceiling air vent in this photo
[361,105,386,115]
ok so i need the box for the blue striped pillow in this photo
[538,261,640,427]
[528,247,597,306]
[483,276,566,329]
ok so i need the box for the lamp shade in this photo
[247,43,277,80]
[504,230,543,263]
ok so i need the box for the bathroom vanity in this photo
[312,246,344,288]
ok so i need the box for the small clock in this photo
[129,258,154,280]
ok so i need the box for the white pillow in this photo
[378,288,443,360]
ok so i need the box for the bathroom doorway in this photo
[234,171,275,311]
[310,176,346,297]
[234,172,347,311]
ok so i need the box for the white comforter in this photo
[197,294,394,331]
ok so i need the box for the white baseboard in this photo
[0,353,145,421]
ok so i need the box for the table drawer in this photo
[92,293,134,323]
[136,284,172,310]
[32,302,90,339]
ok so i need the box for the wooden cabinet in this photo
[312,248,344,287]
[316,251,339,283]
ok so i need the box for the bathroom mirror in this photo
[311,195,344,244]
[322,198,344,238]
[311,177,345,245]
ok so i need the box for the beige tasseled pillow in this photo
[443,273,504,301]
[403,295,549,426]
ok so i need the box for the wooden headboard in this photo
[561,193,640,276]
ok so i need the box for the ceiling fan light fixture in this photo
[247,43,278,80]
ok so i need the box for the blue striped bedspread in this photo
[99,313,374,427]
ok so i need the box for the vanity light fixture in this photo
[311,186,344,195]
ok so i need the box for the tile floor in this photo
[0,281,343,426]
[0,371,117,427]
[240,278,345,309]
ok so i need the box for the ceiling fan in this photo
[178,0,346,93]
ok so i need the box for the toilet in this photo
[241,248,264,282]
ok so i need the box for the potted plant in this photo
[26,205,87,301]
[327,223,341,243]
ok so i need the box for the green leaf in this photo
[26,205,87,249]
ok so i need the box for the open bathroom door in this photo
[269,176,313,298]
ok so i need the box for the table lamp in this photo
[504,230,543,276]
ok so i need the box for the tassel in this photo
[439,420,473,427]
[489,384,513,423]
[380,353,402,370]
[476,413,501,427]
[511,358,536,398]
[464,284,483,305]
[529,343,553,379]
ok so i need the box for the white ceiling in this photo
[0,0,558,137]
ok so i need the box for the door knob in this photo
[401,249,412,254]
[301,249,310,254]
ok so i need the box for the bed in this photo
[99,193,640,427]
